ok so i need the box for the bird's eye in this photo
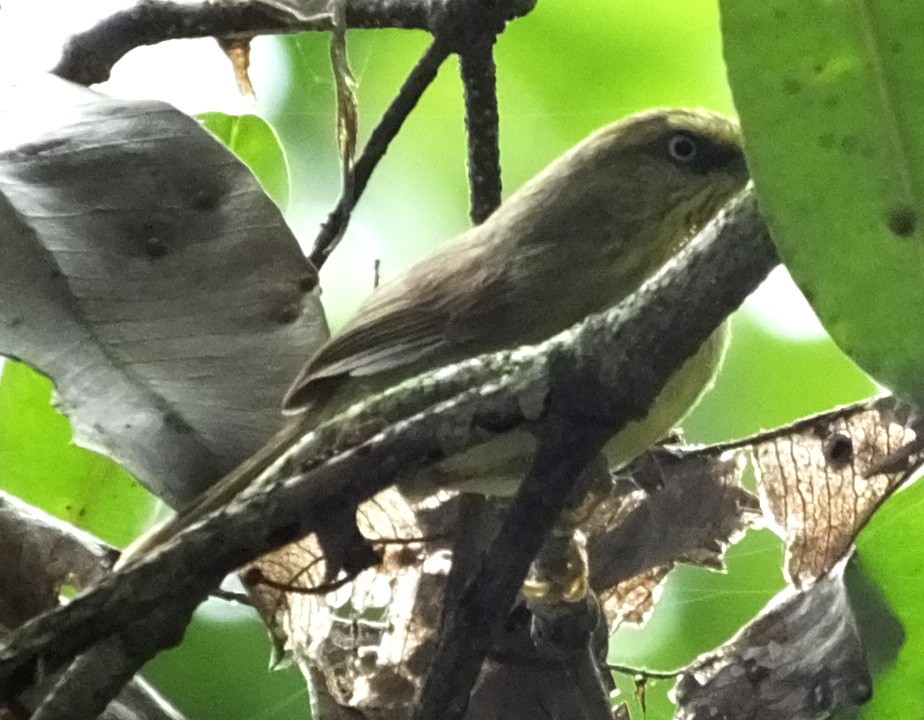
[668,133,697,163]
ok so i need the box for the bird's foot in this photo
[523,528,589,604]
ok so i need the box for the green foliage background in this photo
[3,1,920,718]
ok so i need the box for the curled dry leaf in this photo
[251,444,760,716]
[246,487,447,713]
[587,448,760,627]
[330,0,358,180]
[674,559,872,720]
[0,74,328,505]
[0,492,183,720]
[217,37,256,99]
[753,396,924,586]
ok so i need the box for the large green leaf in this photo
[720,1,924,404]
[855,476,924,719]
[0,361,157,547]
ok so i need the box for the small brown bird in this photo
[121,108,747,565]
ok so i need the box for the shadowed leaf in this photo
[674,560,872,720]
[0,74,328,506]
[721,1,924,406]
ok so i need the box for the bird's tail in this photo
[115,417,310,570]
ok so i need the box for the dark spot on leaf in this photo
[394,546,421,567]
[819,133,836,149]
[889,40,902,55]
[145,236,167,258]
[241,566,264,586]
[773,8,787,20]
[782,78,802,96]
[822,94,841,109]
[191,189,220,212]
[824,432,853,467]
[887,206,917,237]
[840,135,859,154]
[49,268,63,280]
[163,411,194,435]
[271,303,300,325]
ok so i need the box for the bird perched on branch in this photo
[120,108,748,569]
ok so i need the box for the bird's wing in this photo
[283,241,507,412]
[301,308,450,381]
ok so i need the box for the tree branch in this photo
[412,414,611,720]
[0,188,778,704]
[459,39,503,223]
[52,0,433,86]
[0,493,185,720]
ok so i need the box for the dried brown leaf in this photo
[673,559,872,720]
[587,448,759,626]
[330,1,357,178]
[753,396,923,585]
[599,566,670,628]
[217,37,256,99]
[246,489,453,712]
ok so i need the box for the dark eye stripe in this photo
[680,135,745,175]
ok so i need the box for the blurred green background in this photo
[3,0,915,718]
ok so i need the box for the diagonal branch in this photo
[309,38,452,268]
[0,188,778,702]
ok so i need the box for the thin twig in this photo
[607,663,683,681]
[309,38,451,269]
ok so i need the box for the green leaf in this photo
[198,112,291,211]
[720,1,924,404]
[856,476,924,718]
[0,361,158,547]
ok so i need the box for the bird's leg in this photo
[523,454,613,603]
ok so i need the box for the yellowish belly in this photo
[401,325,729,499]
